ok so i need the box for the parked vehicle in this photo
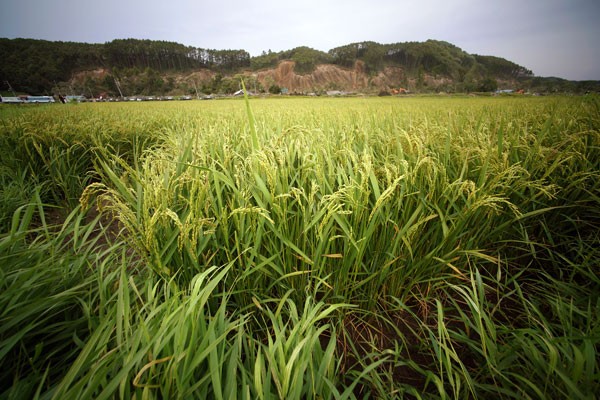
[0,95,23,103]
[25,95,55,103]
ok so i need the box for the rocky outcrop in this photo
[251,60,403,93]
[68,61,521,96]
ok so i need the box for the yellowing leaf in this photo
[322,253,343,259]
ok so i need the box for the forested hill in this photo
[1,37,597,95]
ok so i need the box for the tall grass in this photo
[1,95,598,398]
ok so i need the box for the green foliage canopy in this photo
[4,37,596,96]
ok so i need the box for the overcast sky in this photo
[1,0,599,80]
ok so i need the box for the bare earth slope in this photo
[70,60,519,95]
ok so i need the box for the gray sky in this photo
[1,0,599,80]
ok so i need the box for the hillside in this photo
[1,38,598,96]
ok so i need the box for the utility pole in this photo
[53,80,62,97]
[4,81,17,97]
[192,80,200,99]
[113,77,125,98]
[85,85,94,100]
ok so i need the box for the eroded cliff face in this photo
[250,62,519,93]
[248,61,469,93]
[254,60,369,92]
[69,60,518,95]
[71,68,110,82]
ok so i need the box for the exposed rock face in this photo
[253,60,402,93]
[177,70,216,86]
[71,68,110,82]
[370,66,406,90]
[69,61,520,95]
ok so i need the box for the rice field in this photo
[1,95,599,399]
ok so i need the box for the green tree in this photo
[251,50,279,70]
[140,68,164,94]
[416,65,425,90]
[479,77,498,92]
[362,43,385,72]
[268,84,281,94]
[211,73,223,93]
[289,46,331,74]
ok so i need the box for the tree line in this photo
[0,38,250,94]
[3,37,596,96]
[328,40,533,80]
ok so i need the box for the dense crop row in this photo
[1,96,598,398]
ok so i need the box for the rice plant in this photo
[1,94,598,398]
